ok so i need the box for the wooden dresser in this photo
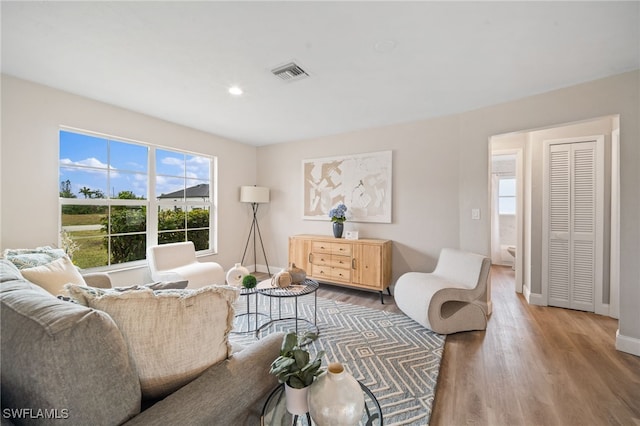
[288,234,392,303]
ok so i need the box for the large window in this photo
[59,129,215,269]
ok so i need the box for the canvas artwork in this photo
[303,151,392,223]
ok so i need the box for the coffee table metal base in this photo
[231,288,269,334]
[256,279,319,339]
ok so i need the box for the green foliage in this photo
[269,332,324,389]
[59,180,76,198]
[61,183,211,266]
[242,274,257,289]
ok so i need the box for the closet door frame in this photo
[541,135,605,314]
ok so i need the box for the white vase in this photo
[226,263,249,287]
[285,383,310,415]
[308,362,364,426]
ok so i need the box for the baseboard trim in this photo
[523,284,545,306]
[616,330,640,356]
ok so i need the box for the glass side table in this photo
[261,382,383,426]
[231,286,269,334]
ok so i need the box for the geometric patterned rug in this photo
[229,294,446,425]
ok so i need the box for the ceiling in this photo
[2,1,638,146]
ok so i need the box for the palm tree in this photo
[79,186,92,199]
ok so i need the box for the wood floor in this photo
[310,266,640,426]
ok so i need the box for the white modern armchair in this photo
[147,242,225,289]
[395,248,491,334]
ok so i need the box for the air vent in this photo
[271,62,309,82]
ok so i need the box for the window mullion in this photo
[148,147,158,249]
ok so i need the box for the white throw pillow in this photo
[65,284,240,399]
[20,256,86,295]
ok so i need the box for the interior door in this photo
[545,138,601,312]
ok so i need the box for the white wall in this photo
[0,75,258,284]
[257,115,462,280]
[258,70,640,355]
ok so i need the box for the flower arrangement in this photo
[328,203,347,223]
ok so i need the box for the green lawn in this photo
[68,229,108,269]
[62,213,105,226]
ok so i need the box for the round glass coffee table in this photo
[261,382,383,425]
[255,278,319,339]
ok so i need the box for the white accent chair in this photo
[147,242,225,289]
[394,248,491,334]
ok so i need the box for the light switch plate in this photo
[471,208,481,220]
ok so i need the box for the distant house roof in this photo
[158,183,209,199]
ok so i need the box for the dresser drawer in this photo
[311,241,352,257]
[329,256,351,269]
[311,265,332,279]
[311,241,333,254]
[331,243,352,256]
[331,267,351,282]
[311,252,332,266]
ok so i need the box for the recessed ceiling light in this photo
[374,39,397,53]
[228,86,243,96]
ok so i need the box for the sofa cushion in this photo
[0,260,141,425]
[66,284,240,399]
[20,255,87,295]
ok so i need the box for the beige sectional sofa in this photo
[0,259,282,425]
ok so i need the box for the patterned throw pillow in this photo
[3,246,67,270]
[65,284,239,399]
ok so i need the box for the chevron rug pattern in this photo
[230,294,446,425]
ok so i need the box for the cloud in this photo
[60,157,109,169]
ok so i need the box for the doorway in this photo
[489,140,524,294]
[489,115,619,318]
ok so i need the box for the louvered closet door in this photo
[547,142,596,312]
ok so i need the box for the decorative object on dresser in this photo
[328,202,347,238]
[240,185,271,276]
[289,235,392,304]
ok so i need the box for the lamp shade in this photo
[240,186,270,203]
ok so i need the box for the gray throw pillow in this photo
[112,280,189,292]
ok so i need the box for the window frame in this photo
[59,127,217,271]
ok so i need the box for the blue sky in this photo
[59,130,209,199]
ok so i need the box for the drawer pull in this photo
[352,258,356,269]
[309,253,313,263]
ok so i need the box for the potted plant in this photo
[269,332,325,415]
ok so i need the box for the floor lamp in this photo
[240,186,271,276]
